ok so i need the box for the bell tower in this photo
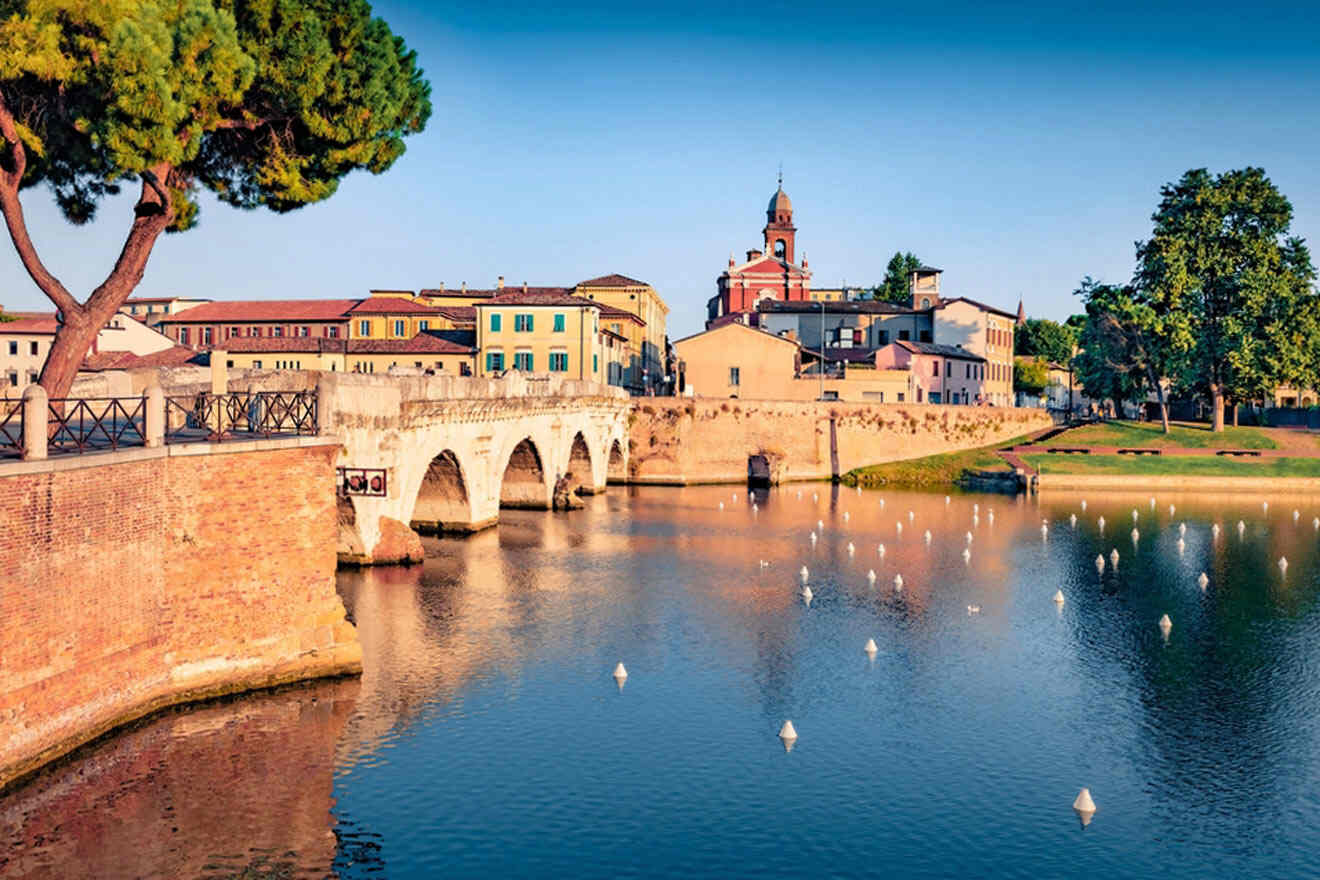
[763,172,796,264]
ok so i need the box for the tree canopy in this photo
[1013,318,1076,366]
[1134,167,1316,430]
[1012,357,1048,396]
[1073,278,1172,429]
[0,0,432,398]
[870,251,923,304]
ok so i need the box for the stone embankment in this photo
[0,439,361,792]
[627,398,1052,485]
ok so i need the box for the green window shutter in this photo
[554,314,565,332]
[491,313,501,332]
[527,313,534,332]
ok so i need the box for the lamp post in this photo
[819,298,825,400]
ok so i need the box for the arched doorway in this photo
[607,439,626,484]
[747,454,771,487]
[568,432,596,494]
[411,450,470,534]
[501,438,548,509]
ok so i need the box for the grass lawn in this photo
[1050,420,1280,450]
[1023,453,1320,478]
[842,434,1033,487]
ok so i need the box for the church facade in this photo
[706,179,813,328]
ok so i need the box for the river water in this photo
[3,485,1320,879]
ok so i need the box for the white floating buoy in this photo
[908,510,915,522]
[779,720,798,751]
[817,519,824,530]
[973,513,980,526]
[800,565,809,581]
[797,490,802,500]
[801,586,814,604]
[1314,517,1319,530]
[847,542,855,555]
[1178,522,1186,536]
[967,605,981,615]
[732,493,738,502]
[1098,515,1106,530]
[1212,523,1220,538]
[1177,538,1185,554]
[924,529,932,544]
[877,543,886,557]
[1263,501,1269,513]
[719,502,724,510]
[1238,520,1246,536]
[1197,572,1209,589]
[894,573,903,590]
[813,492,818,502]
[878,498,885,509]
[1150,496,1156,509]
[1131,527,1139,544]
[843,511,850,522]
[1070,513,1077,527]
[1110,548,1120,567]
[987,511,994,525]
[1279,556,1289,573]
[1169,504,1176,517]
[1095,555,1105,574]
[613,662,628,681]
[856,485,862,496]
[966,531,974,544]
[753,503,759,513]
[962,548,971,563]
[1081,499,1088,511]
[1042,523,1049,539]
[974,503,980,513]
[867,569,876,583]
[1053,589,1065,604]
[1073,787,1097,816]
[945,495,951,505]
[1159,613,1172,632]
[1132,509,1139,522]
[1294,509,1300,523]
[810,531,817,545]
[896,522,904,535]
[864,637,878,655]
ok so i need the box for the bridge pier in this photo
[320,372,629,566]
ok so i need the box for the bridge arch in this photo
[565,431,596,494]
[411,448,474,534]
[607,437,627,483]
[500,436,551,509]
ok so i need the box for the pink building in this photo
[875,340,988,405]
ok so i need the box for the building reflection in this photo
[0,678,359,880]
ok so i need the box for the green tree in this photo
[870,251,923,304]
[1014,318,1076,366]
[1074,278,1173,431]
[1135,167,1315,431]
[1012,356,1048,396]
[0,0,431,399]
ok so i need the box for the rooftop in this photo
[759,300,920,315]
[894,339,988,361]
[935,296,1019,321]
[220,331,476,356]
[156,299,359,323]
[0,317,60,334]
[577,273,650,288]
[82,346,201,371]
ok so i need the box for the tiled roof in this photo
[156,299,358,323]
[350,331,475,354]
[759,300,917,315]
[804,347,879,363]
[124,296,212,304]
[0,317,59,334]
[596,303,645,324]
[432,305,476,322]
[936,297,1018,320]
[577,273,650,288]
[348,298,445,315]
[894,339,987,361]
[916,265,943,273]
[221,337,330,354]
[221,332,475,356]
[419,288,495,299]
[82,346,201,371]
[481,290,595,307]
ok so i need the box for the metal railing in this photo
[0,398,22,459]
[46,396,147,455]
[164,390,318,443]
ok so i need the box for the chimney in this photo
[522,281,528,293]
[461,281,467,292]
[497,275,505,289]
[438,282,445,293]
[746,249,762,262]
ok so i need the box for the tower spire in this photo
[777,162,783,190]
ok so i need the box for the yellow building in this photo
[219,333,476,375]
[574,274,668,394]
[474,291,614,383]
[347,295,471,340]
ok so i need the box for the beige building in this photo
[474,291,612,383]
[574,274,668,394]
[2,313,182,393]
[220,333,477,375]
[931,298,1016,406]
[120,296,212,327]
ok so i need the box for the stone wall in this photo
[627,398,1052,484]
[0,439,361,792]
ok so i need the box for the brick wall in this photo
[0,441,361,792]
[628,399,1053,484]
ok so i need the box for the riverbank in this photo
[839,434,1026,487]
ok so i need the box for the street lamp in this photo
[819,298,825,400]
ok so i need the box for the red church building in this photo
[706,178,813,328]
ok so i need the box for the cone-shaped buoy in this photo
[973,514,980,526]
[801,586,813,603]
[1150,496,1156,509]
[801,565,809,581]
[867,569,876,583]
[864,638,878,655]
[1238,520,1246,533]
[1081,499,1088,511]
[987,512,994,524]
[817,519,824,530]
[1131,528,1139,544]
[962,548,971,563]
[974,503,980,513]
[945,495,951,504]
[1212,523,1220,538]
[1279,556,1289,573]
[1132,509,1139,522]
[732,493,738,502]
[1177,538,1185,554]
[719,502,724,510]
[896,522,903,534]
[1314,517,1319,530]
[810,531,818,545]
[779,720,798,742]
[1197,572,1208,589]
[908,510,915,522]
[1179,522,1186,535]
[813,493,818,502]
[753,503,759,513]
[1042,523,1049,538]
[879,498,885,509]
[1095,555,1105,573]
[1159,613,1172,631]
[924,529,932,544]
[1070,513,1077,527]
[1294,509,1300,522]
[856,485,862,495]
[1169,504,1176,516]
[843,511,850,521]
[1263,501,1269,512]
[1053,589,1065,604]
[1073,787,1097,815]
[966,531,974,544]
[894,573,904,590]
[847,542,855,555]
[1110,548,1120,567]
[1098,516,1106,529]
[613,662,628,681]
[877,543,886,557]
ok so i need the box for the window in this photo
[226,360,234,368]
[514,313,534,332]
[272,326,283,337]
[297,326,310,337]
[414,361,423,368]
[180,328,190,345]
[434,361,444,370]
[419,320,429,331]
[932,361,939,376]
[29,341,38,356]
[326,326,340,338]
[359,319,370,337]
[611,322,622,335]
[878,330,889,345]
[490,313,502,332]
[919,330,932,343]
[593,354,598,373]
[899,330,911,341]
[6,372,16,386]
[553,314,566,332]
[514,351,534,371]
[486,351,504,372]
[897,392,905,402]
[921,297,931,308]
[26,370,37,384]
[917,387,923,402]
[549,351,568,372]
[203,327,213,345]
[946,361,952,377]
[393,319,406,337]
[930,392,942,404]
[251,360,262,369]
[6,341,15,356]
[729,366,740,386]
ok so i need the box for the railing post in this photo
[144,385,164,448]
[21,384,47,461]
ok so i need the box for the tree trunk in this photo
[1210,384,1225,432]
[37,314,99,404]
[1232,401,1239,427]
[1145,365,1169,433]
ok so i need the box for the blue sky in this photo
[2,0,1317,337]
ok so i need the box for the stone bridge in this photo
[318,372,631,565]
